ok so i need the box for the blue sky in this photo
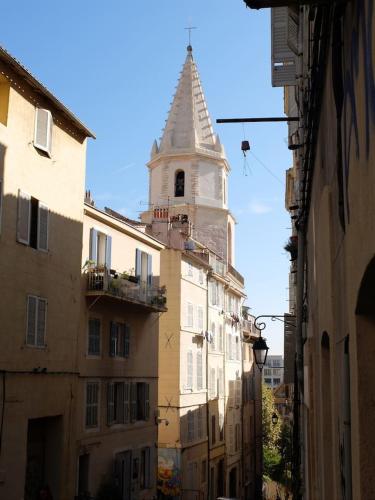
[2,1,291,354]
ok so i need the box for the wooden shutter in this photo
[196,351,203,390]
[271,7,297,87]
[130,382,137,421]
[147,253,152,286]
[144,383,150,420]
[117,383,125,423]
[187,410,194,441]
[107,382,115,425]
[187,351,193,388]
[228,380,235,407]
[89,228,98,263]
[135,249,142,280]
[37,202,49,251]
[124,324,130,358]
[34,108,52,155]
[124,382,130,423]
[235,380,241,407]
[26,295,37,345]
[17,190,31,244]
[109,322,117,356]
[105,235,112,270]
[36,298,47,346]
[211,323,216,351]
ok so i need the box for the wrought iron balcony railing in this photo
[86,267,167,312]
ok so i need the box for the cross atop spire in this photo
[184,25,197,48]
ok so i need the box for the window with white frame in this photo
[26,295,47,347]
[140,447,151,489]
[187,351,193,389]
[17,191,49,251]
[89,228,112,269]
[88,318,101,356]
[187,410,194,441]
[85,381,99,428]
[197,351,203,390]
[34,108,53,156]
[199,268,204,284]
[135,248,153,285]
[186,302,194,328]
[109,322,130,358]
[197,306,204,331]
[187,262,194,277]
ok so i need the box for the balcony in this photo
[228,263,245,286]
[86,267,167,312]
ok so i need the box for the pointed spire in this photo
[151,139,159,158]
[156,46,222,158]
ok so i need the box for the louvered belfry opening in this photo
[175,170,185,197]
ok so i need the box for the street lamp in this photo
[252,336,269,371]
[272,412,279,426]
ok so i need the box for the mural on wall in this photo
[157,448,182,498]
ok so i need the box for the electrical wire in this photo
[249,150,284,185]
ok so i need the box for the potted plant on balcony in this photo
[120,268,139,283]
[284,236,298,261]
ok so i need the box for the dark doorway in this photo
[217,459,224,497]
[77,454,90,497]
[229,466,237,498]
[115,451,132,500]
[24,416,62,500]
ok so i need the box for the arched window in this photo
[175,170,185,197]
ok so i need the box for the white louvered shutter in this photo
[187,351,193,388]
[17,191,31,244]
[37,202,49,251]
[34,108,52,155]
[27,296,37,345]
[197,351,203,390]
[187,302,193,327]
[271,8,297,87]
[198,306,203,331]
[36,298,47,346]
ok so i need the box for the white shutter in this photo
[219,325,223,352]
[36,298,46,346]
[34,108,52,155]
[271,7,297,87]
[197,351,203,390]
[17,190,31,244]
[197,306,203,331]
[219,368,224,397]
[187,302,193,327]
[26,295,37,345]
[211,323,216,351]
[37,202,49,251]
[187,351,193,388]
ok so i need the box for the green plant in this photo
[82,259,96,271]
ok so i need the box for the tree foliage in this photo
[262,383,281,450]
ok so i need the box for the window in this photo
[211,323,216,351]
[136,382,150,420]
[210,368,216,399]
[34,108,53,155]
[227,332,233,360]
[197,306,204,331]
[107,381,128,425]
[218,368,224,397]
[210,281,218,306]
[187,410,194,441]
[175,170,185,197]
[264,378,272,384]
[273,378,281,386]
[218,325,223,352]
[110,322,130,357]
[86,382,99,428]
[88,318,101,356]
[89,228,112,269]
[187,262,193,277]
[135,248,153,285]
[186,302,194,328]
[264,368,272,376]
[201,459,207,484]
[140,447,151,489]
[211,415,216,445]
[17,191,49,251]
[187,351,193,389]
[199,268,204,284]
[197,351,203,390]
[235,336,240,360]
[235,423,241,452]
[26,295,47,347]
[197,407,203,439]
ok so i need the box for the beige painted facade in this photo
[76,204,166,499]
[0,48,93,500]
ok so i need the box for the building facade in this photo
[245,1,375,499]
[262,355,284,388]
[77,203,166,499]
[0,47,93,500]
